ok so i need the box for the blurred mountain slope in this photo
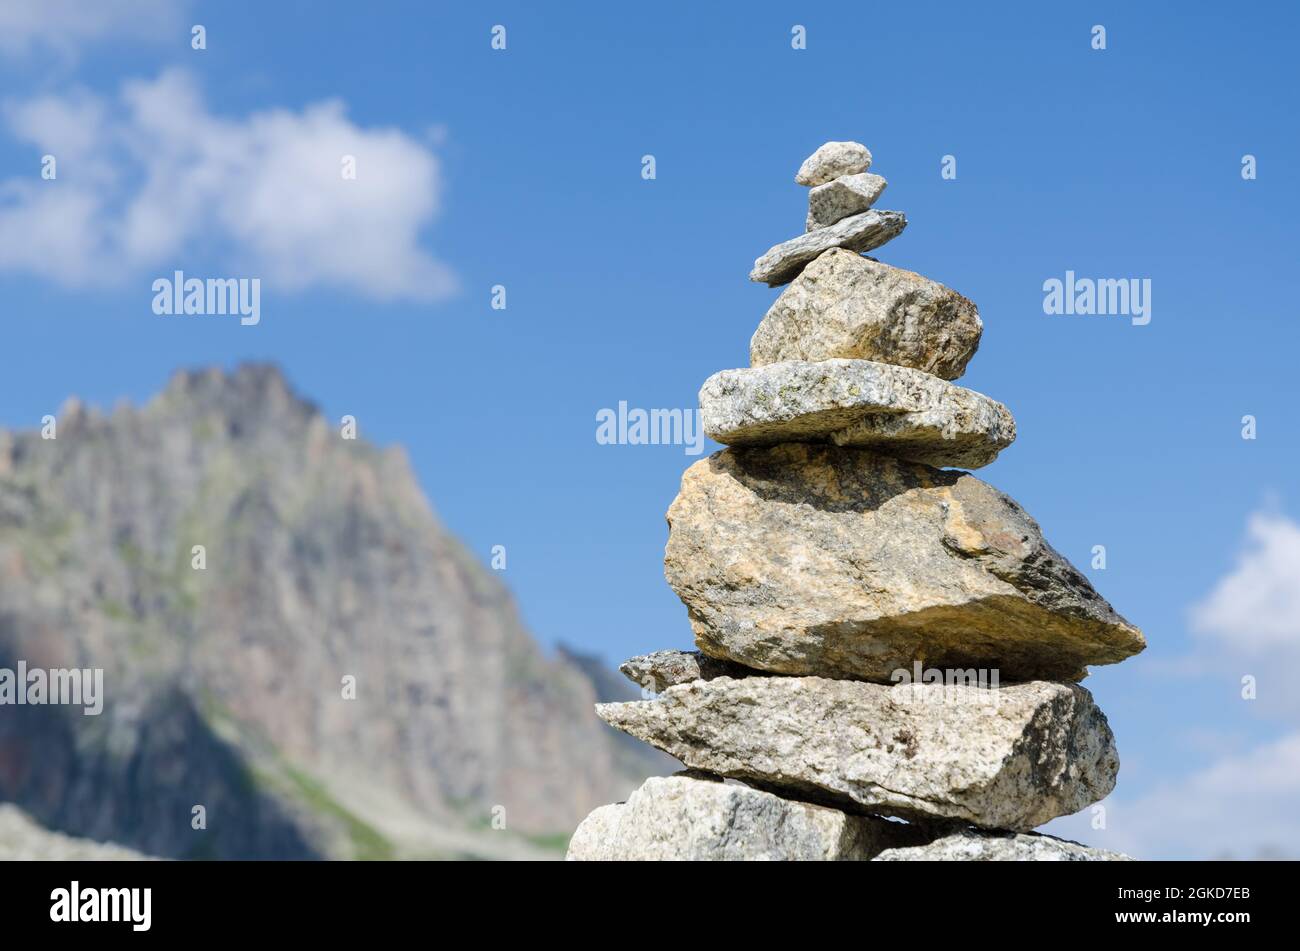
[0,364,665,859]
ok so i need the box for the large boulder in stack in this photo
[699,359,1015,468]
[565,772,927,861]
[874,828,1133,861]
[750,248,982,380]
[597,678,1118,831]
[665,443,1145,682]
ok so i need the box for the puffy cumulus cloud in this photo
[0,69,456,300]
[1177,508,1300,720]
[0,0,183,60]
[1045,732,1300,860]
[1191,511,1300,653]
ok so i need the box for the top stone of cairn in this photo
[795,141,872,187]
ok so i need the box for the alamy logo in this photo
[890,661,1001,705]
[50,882,151,932]
[1042,270,1151,326]
[152,271,261,326]
[595,402,706,456]
[0,663,103,715]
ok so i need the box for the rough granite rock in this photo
[750,210,907,286]
[699,359,1015,469]
[806,173,887,231]
[750,249,982,380]
[565,772,927,860]
[598,678,1118,831]
[796,141,872,186]
[874,827,1133,861]
[664,443,1145,682]
[619,649,755,693]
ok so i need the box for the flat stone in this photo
[597,678,1119,831]
[750,210,907,287]
[664,443,1145,682]
[565,772,926,860]
[699,359,1015,469]
[795,141,872,186]
[806,173,887,230]
[874,828,1134,861]
[619,650,754,693]
[750,249,982,380]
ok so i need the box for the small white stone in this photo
[795,140,873,186]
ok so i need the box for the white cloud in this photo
[1191,511,1300,652]
[0,0,182,60]
[1047,509,1300,859]
[1045,732,1300,860]
[0,69,456,300]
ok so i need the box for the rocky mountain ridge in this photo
[0,363,659,859]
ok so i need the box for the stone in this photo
[0,805,154,861]
[564,803,623,860]
[795,141,872,186]
[699,359,1015,469]
[664,443,1145,682]
[597,678,1118,831]
[874,828,1134,861]
[619,650,754,693]
[750,249,982,380]
[750,211,907,287]
[806,173,887,230]
[565,772,926,860]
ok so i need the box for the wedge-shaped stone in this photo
[699,359,1015,469]
[795,141,872,186]
[750,249,982,380]
[750,210,906,286]
[665,444,1145,682]
[619,650,753,693]
[597,678,1118,831]
[566,772,926,860]
[806,173,887,230]
[874,828,1133,861]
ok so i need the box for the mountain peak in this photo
[0,366,655,858]
[155,362,319,425]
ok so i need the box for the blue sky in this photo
[2,1,1298,859]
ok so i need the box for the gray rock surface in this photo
[0,804,154,860]
[874,827,1134,861]
[750,211,907,286]
[619,649,754,693]
[699,359,1015,469]
[598,678,1118,831]
[664,443,1145,682]
[806,173,887,230]
[565,772,926,860]
[796,141,872,186]
[750,249,982,380]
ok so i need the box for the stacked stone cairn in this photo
[568,141,1145,861]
